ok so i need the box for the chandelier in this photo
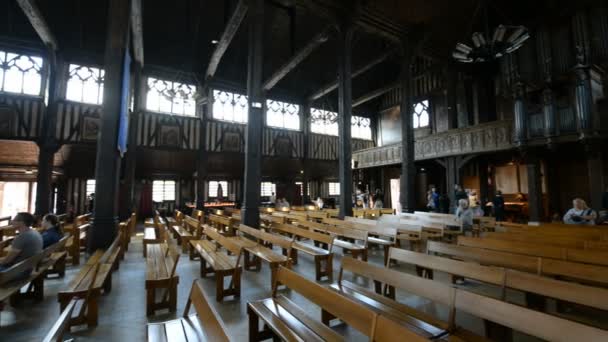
[452,25,529,63]
[452,0,530,63]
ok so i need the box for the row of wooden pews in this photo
[42,213,135,341]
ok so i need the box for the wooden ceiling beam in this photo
[15,0,58,50]
[352,81,398,108]
[131,0,144,65]
[205,0,248,80]
[263,25,333,91]
[307,48,396,101]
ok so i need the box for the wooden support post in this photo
[196,88,211,210]
[445,66,458,130]
[301,100,310,204]
[124,62,143,213]
[241,0,264,228]
[399,43,415,213]
[337,22,353,219]
[585,143,605,211]
[524,151,543,223]
[90,0,131,251]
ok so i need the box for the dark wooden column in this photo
[90,0,131,251]
[524,151,544,223]
[196,88,211,210]
[445,67,458,130]
[586,142,605,211]
[35,52,63,216]
[124,62,143,213]
[513,80,527,146]
[337,21,354,219]
[478,159,489,210]
[301,100,310,204]
[241,0,264,228]
[445,156,460,213]
[399,44,415,213]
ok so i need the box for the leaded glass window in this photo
[208,181,228,198]
[261,182,276,197]
[146,77,196,116]
[66,64,105,104]
[212,89,248,123]
[413,100,430,128]
[328,182,340,196]
[152,180,176,202]
[310,108,338,136]
[266,99,300,130]
[0,50,44,96]
[351,116,372,140]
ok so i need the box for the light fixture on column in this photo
[452,1,529,63]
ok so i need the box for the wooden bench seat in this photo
[42,298,79,342]
[270,223,334,280]
[189,227,242,301]
[428,241,608,287]
[332,256,608,341]
[248,266,429,342]
[147,280,230,342]
[145,243,180,316]
[64,223,89,266]
[235,224,293,287]
[58,251,113,327]
[173,215,202,254]
[208,214,236,236]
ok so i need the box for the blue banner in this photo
[117,50,131,157]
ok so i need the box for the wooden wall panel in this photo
[137,111,200,150]
[262,127,304,158]
[55,101,102,143]
[205,120,245,153]
[0,94,44,140]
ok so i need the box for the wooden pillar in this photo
[513,80,527,146]
[586,143,605,211]
[124,62,143,213]
[399,44,415,213]
[301,100,310,204]
[479,160,489,210]
[196,88,211,210]
[337,21,354,219]
[35,52,63,216]
[445,67,458,130]
[241,0,264,228]
[445,157,460,213]
[90,0,131,251]
[524,151,543,223]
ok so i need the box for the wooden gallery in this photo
[0,0,607,341]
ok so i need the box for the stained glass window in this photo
[413,100,430,128]
[146,77,196,116]
[212,89,248,123]
[66,64,105,104]
[310,108,338,136]
[0,50,44,96]
[351,116,372,140]
[266,99,300,130]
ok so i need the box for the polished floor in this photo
[1,226,605,341]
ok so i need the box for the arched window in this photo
[351,116,372,140]
[66,64,105,104]
[212,89,248,123]
[266,99,300,130]
[146,77,196,116]
[413,100,430,128]
[0,50,44,96]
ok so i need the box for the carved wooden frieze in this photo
[353,120,514,168]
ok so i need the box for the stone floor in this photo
[1,227,605,341]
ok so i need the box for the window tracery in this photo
[0,50,44,96]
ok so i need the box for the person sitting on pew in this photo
[40,213,63,248]
[315,197,324,209]
[563,198,597,225]
[0,212,43,272]
[456,199,473,233]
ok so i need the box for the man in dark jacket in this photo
[493,190,506,222]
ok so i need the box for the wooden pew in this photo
[333,256,608,341]
[234,224,293,287]
[42,298,78,342]
[1,236,69,304]
[145,243,180,316]
[208,214,236,236]
[269,223,335,281]
[427,241,608,287]
[458,236,608,267]
[147,280,230,341]
[189,227,243,301]
[387,247,608,314]
[342,218,398,265]
[248,266,429,342]
[165,209,183,227]
[64,223,89,266]
[483,231,608,250]
[143,213,168,257]
[317,218,369,260]
[171,214,201,254]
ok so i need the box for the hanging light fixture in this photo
[452,1,530,63]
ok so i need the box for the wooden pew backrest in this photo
[185,280,230,342]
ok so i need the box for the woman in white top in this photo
[315,197,324,209]
[563,198,597,225]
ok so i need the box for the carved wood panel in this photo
[55,100,102,143]
[0,94,43,140]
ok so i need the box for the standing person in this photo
[426,190,435,212]
[431,188,440,212]
[455,199,474,234]
[454,185,468,213]
[439,193,450,214]
[269,192,276,205]
[373,189,384,209]
[40,214,64,248]
[0,212,43,273]
[563,198,597,225]
[492,190,505,222]
[87,193,95,212]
